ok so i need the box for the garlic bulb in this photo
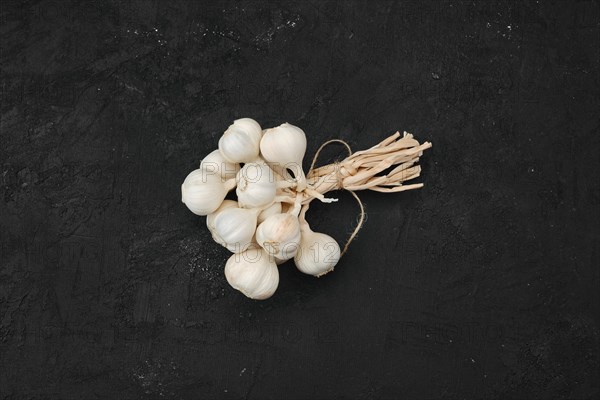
[257,202,282,224]
[208,207,260,253]
[206,200,237,234]
[218,118,263,163]
[260,123,307,191]
[225,248,279,300]
[200,149,240,181]
[256,213,301,261]
[236,161,277,209]
[181,168,236,216]
[294,217,341,277]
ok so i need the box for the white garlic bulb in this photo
[206,200,237,235]
[224,248,279,300]
[257,202,282,224]
[256,213,301,261]
[260,123,307,191]
[200,149,240,181]
[218,118,263,163]
[236,161,277,209]
[181,168,236,216]
[294,217,341,277]
[208,207,260,253]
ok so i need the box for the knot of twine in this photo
[331,162,358,190]
[306,139,365,257]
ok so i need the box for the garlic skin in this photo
[206,200,237,234]
[200,149,240,181]
[225,248,279,300]
[256,213,301,261]
[260,123,307,191]
[208,207,259,253]
[257,202,282,224]
[294,222,341,277]
[274,256,287,265]
[218,118,263,163]
[236,161,277,209]
[181,168,235,216]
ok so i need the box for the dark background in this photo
[1,0,599,399]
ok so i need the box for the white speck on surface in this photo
[252,16,300,47]
[240,368,246,376]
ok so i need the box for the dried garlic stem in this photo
[300,132,431,204]
[292,130,431,257]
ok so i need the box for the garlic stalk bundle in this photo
[257,202,282,224]
[218,118,263,163]
[224,248,279,300]
[181,168,236,216]
[182,118,432,299]
[294,205,341,277]
[236,161,277,209]
[255,213,301,261]
[208,206,260,253]
[260,123,307,191]
[200,149,240,181]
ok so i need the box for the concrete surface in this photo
[1,1,599,399]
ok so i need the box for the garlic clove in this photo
[218,118,263,163]
[181,168,235,216]
[257,202,282,224]
[200,149,240,181]
[236,161,277,209]
[224,248,279,300]
[294,229,341,277]
[206,200,238,235]
[294,204,341,276]
[260,123,307,191]
[260,123,307,164]
[208,207,259,253]
[255,213,301,261]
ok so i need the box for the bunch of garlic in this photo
[181,118,340,300]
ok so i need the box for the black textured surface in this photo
[1,1,599,399]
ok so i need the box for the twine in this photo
[306,139,365,257]
[298,132,431,257]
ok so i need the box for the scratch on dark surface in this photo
[244,354,264,400]
[394,210,413,250]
